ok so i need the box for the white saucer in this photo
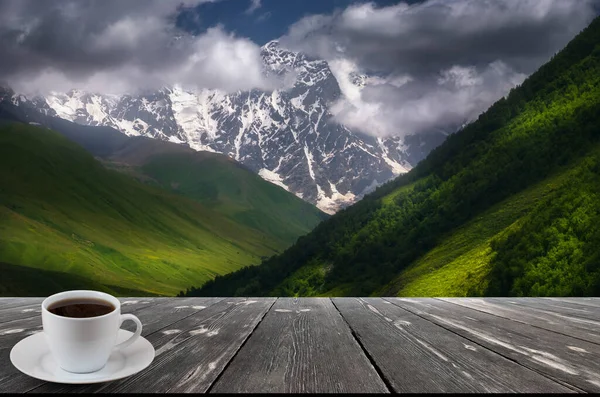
[10,330,155,384]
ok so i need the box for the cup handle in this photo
[114,313,143,350]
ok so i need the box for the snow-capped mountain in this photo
[3,41,448,213]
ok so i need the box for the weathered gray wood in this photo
[1,297,599,393]
[546,297,600,308]
[0,299,45,324]
[493,297,600,323]
[32,298,276,393]
[1,298,221,393]
[439,298,600,345]
[0,298,44,311]
[388,298,600,392]
[0,304,41,324]
[333,298,572,393]
[211,298,388,394]
[120,297,224,336]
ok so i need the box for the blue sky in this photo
[178,0,413,44]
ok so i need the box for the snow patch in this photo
[316,182,356,214]
[304,145,316,180]
[258,169,290,191]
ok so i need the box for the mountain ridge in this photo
[2,41,448,213]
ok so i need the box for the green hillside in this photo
[186,15,600,297]
[0,101,326,251]
[102,145,326,249]
[0,123,318,296]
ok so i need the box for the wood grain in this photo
[546,297,600,308]
[119,297,224,335]
[494,297,600,323]
[1,298,599,393]
[0,298,44,311]
[211,297,388,393]
[0,299,44,324]
[388,298,600,392]
[438,298,600,345]
[333,298,571,393]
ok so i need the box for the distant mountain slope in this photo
[185,15,600,297]
[0,102,326,249]
[100,139,328,246]
[0,123,320,296]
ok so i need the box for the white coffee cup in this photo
[41,290,143,373]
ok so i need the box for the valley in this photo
[0,122,325,296]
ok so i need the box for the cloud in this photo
[0,0,277,95]
[245,0,261,15]
[329,59,527,137]
[282,0,597,137]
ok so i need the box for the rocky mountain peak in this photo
[4,43,448,214]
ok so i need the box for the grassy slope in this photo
[0,123,289,296]
[377,152,591,297]
[0,102,326,253]
[280,164,582,298]
[0,262,155,297]
[131,153,326,248]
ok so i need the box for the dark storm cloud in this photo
[282,0,596,76]
[280,0,597,137]
[0,0,277,94]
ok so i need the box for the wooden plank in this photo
[0,298,221,393]
[0,304,41,324]
[0,299,45,324]
[333,298,571,393]
[492,298,600,323]
[119,297,224,336]
[0,298,44,311]
[438,298,600,345]
[211,298,388,394]
[387,298,600,393]
[546,297,600,308]
[31,298,275,393]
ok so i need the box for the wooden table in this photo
[1,297,599,393]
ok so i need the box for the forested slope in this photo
[184,16,600,297]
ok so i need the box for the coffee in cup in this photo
[41,290,143,373]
